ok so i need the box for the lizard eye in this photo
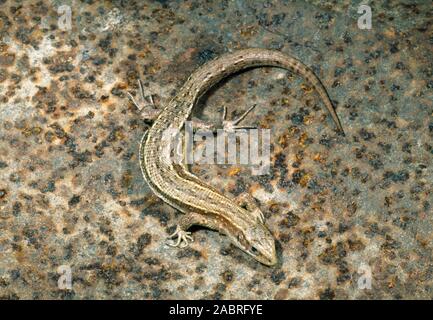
[250,246,258,255]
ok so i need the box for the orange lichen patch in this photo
[268,202,280,213]
[259,111,276,129]
[249,183,262,194]
[288,126,300,137]
[383,28,397,38]
[303,114,314,125]
[387,276,397,288]
[119,208,132,218]
[301,83,313,93]
[311,201,322,211]
[259,122,270,129]
[313,153,326,164]
[144,63,161,75]
[299,173,311,187]
[117,82,129,90]
[300,226,315,246]
[106,103,116,112]
[240,25,258,37]
[277,132,290,148]
[113,129,126,141]
[298,133,309,147]
[295,152,304,163]
[22,126,42,137]
[228,166,241,176]
[280,97,291,107]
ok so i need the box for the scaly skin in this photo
[138,48,344,266]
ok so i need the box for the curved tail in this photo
[185,48,345,135]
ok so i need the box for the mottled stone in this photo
[0,0,432,300]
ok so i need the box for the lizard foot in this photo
[190,104,257,133]
[126,79,160,120]
[167,226,194,248]
[222,104,257,132]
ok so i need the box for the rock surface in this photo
[0,0,432,299]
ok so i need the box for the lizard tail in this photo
[185,48,345,135]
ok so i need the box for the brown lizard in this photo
[129,48,344,266]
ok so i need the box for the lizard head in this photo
[232,221,277,266]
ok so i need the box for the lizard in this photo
[128,48,344,266]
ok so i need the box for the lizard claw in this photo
[222,104,257,132]
[167,226,194,248]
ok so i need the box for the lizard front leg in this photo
[126,79,160,121]
[190,104,257,133]
[234,192,265,223]
[167,212,219,248]
[222,104,257,131]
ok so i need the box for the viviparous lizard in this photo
[138,48,344,266]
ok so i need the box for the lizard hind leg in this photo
[166,212,218,248]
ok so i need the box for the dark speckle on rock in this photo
[359,128,376,141]
[290,112,304,125]
[92,57,106,65]
[41,180,56,193]
[319,288,335,300]
[221,270,234,282]
[280,211,300,228]
[68,195,81,207]
[270,270,286,285]
[131,233,151,257]
[384,170,410,183]
[197,49,217,64]
[176,247,202,259]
